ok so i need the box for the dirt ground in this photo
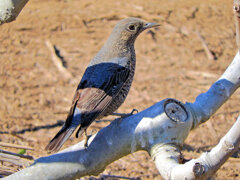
[1,0,240,179]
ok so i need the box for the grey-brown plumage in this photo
[45,17,159,152]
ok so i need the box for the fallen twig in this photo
[0,143,34,177]
[0,169,15,177]
[195,30,217,61]
[0,142,33,150]
[45,40,73,80]
[0,155,30,167]
[99,174,141,180]
[0,149,34,160]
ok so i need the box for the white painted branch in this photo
[148,50,240,179]
[4,99,193,180]
[0,0,29,25]
[151,116,240,180]
[187,51,240,128]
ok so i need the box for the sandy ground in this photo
[0,0,240,179]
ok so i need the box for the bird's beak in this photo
[143,22,160,30]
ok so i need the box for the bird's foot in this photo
[130,108,138,115]
[83,129,96,149]
[112,108,138,118]
[84,139,88,149]
[112,109,138,125]
[84,130,89,149]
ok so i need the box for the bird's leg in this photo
[84,129,89,148]
[83,129,96,149]
[112,108,138,118]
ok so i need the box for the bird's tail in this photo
[45,106,85,152]
[45,125,77,152]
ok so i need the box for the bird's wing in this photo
[67,63,130,134]
[45,62,130,152]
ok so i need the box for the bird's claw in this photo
[112,108,138,118]
[130,108,138,115]
[84,140,88,149]
[123,108,138,118]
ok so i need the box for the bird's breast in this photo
[100,56,136,117]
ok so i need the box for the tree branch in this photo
[5,50,240,179]
[151,115,240,180]
[0,0,29,25]
[187,51,240,128]
[4,98,193,180]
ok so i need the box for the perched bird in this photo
[45,17,159,152]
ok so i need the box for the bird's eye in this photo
[128,25,135,31]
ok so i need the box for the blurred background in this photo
[0,0,239,179]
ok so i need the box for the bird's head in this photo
[112,17,160,43]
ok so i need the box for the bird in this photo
[45,17,159,152]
